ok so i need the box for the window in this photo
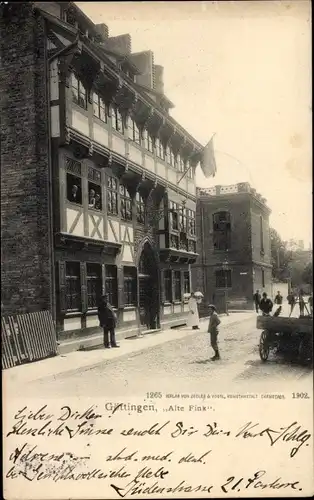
[188,210,196,236]
[164,270,172,302]
[167,146,175,166]
[120,185,132,221]
[107,176,118,215]
[86,263,102,310]
[169,201,179,231]
[260,216,264,253]
[144,129,154,153]
[136,192,145,224]
[213,211,231,251]
[123,267,137,306]
[66,157,82,205]
[128,117,141,144]
[215,269,232,289]
[156,137,165,160]
[174,271,181,300]
[187,161,193,179]
[105,265,118,307]
[262,269,265,288]
[183,271,190,294]
[177,154,185,173]
[111,106,124,133]
[88,167,102,211]
[65,262,81,312]
[179,206,187,232]
[71,73,87,109]
[93,92,107,122]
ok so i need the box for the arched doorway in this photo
[138,242,159,329]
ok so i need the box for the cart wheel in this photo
[259,330,270,361]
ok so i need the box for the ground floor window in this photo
[65,262,81,311]
[87,263,102,310]
[183,271,190,294]
[123,267,137,306]
[106,265,118,307]
[164,270,172,302]
[174,271,181,300]
[215,269,232,288]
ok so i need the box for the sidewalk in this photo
[3,312,255,386]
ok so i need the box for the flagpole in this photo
[178,132,217,185]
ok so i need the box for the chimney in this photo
[105,34,131,56]
[130,50,154,89]
[95,23,109,41]
[154,65,164,94]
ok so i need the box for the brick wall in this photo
[0,3,53,316]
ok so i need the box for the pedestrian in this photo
[287,292,296,316]
[308,294,313,316]
[208,305,221,361]
[97,294,119,349]
[274,290,283,305]
[253,289,261,313]
[259,292,273,316]
[187,292,200,330]
[298,290,305,317]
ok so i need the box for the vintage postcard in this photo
[1,0,313,498]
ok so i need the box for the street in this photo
[5,313,312,399]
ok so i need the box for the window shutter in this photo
[102,264,106,296]
[117,267,124,308]
[58,261,66,315]
[160,269,165,304]
[80,262,87,313]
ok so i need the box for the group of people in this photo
[253,289,313,317]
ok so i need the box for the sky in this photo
[78,1,312,245]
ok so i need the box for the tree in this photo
[302,262,312,285]
[270,228,293,281]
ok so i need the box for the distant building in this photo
[192,183,272,313]
[1,2,203,345]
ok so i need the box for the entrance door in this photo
[138,243,159,329]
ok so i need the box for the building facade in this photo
[1,2,203,342]
[192,183,272,313]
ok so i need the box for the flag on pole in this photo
[201,135,217,178]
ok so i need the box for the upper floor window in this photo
[144,129,154,153]
[177,154,185,173]
[66,157,82,205]
[188,209,196,236]
[120,185,132,221]
[186,161,193,179]
[156,137,165,160]
[128,118,141,145]
[179,206,187,232]
[71,73,87,110]
[260,216,264,253]
[111,106,124,133]
[136,192,145,224]
[167,146,175,167]
[215,269,232,289]
[93,92,107,122]
[169,201,179,231]
[107,176,118,216]
[88,167,102,211]
[213,211,231,251]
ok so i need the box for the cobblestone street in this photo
[6,314,312,399]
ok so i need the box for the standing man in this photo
[298,290,305,317]
[274,290,283,305]
[259,292,273,316]
[253,290,261,313]
[208,304,221,361]
[98,294,119,349]
[187,292,200,330]
[287,291,296,317]
[308,294,313,316]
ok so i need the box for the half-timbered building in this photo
[1,2,204,347]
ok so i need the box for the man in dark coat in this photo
[259,292,273,316]
[253,290,261,313]
[274,291,283,305]
[98,294,119,349]
[208,304,221,361]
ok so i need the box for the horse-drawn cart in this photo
[257,315,313,364]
